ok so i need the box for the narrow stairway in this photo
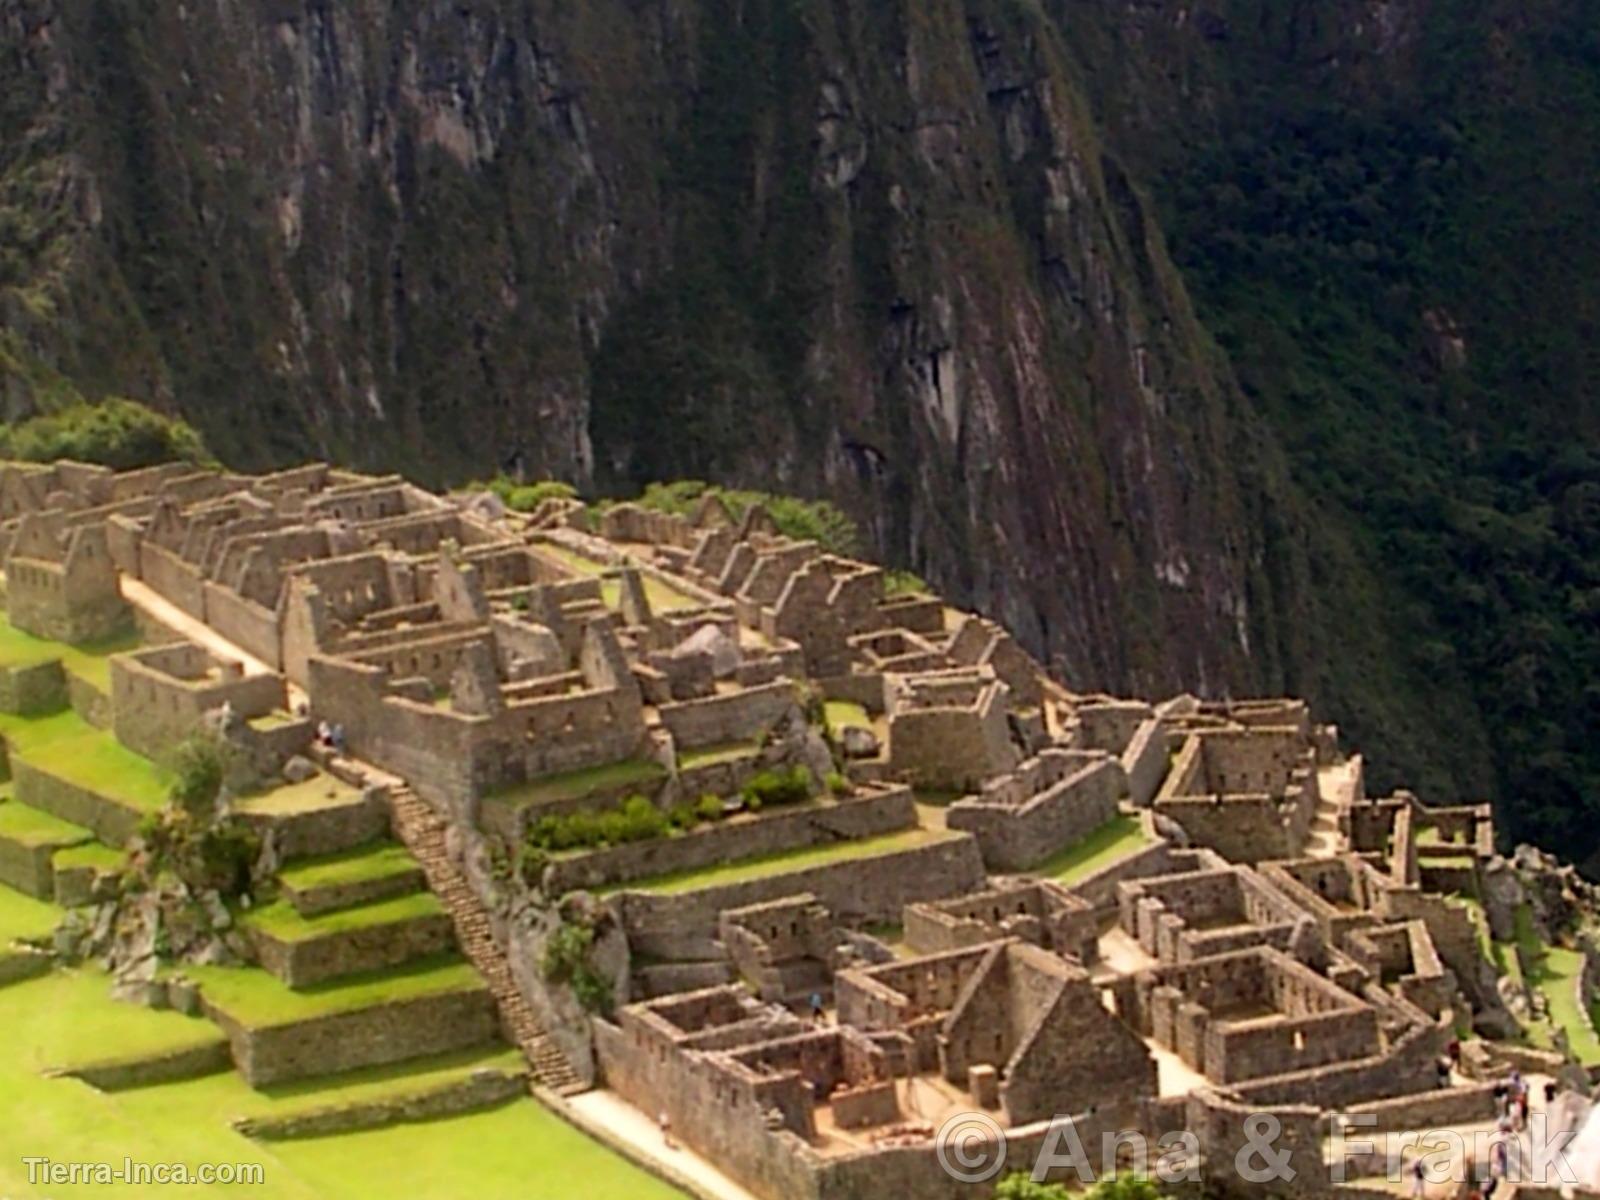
[387,784,586,1095]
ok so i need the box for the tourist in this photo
[1447,1037,1461,1068]
[660,1109,673,1149]
[1437,1057,1452,1088]
[1411,1156,1427,1199]
[810,992,825,1025]
[316,719,332,748]
[1545,1081,1558,1107]
[331,723,347,754]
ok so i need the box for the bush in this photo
[635,481,860,556]
[527,796,669,852]
[741,765,813,810]
[517,844,549,888]
[695,793,725,822]
[541,919,613,1015]
[0,398,212,470]
[167,733,232,816]
[825,771,852,796]
[473,476,580,513]
[668,803,701,832]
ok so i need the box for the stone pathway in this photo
[569,1090,759,1200]
[387,783,585,1095]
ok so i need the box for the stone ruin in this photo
[0,456,1576,1200]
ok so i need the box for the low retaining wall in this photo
[1342,1083,1499,1134]
[0,947,52,986]
[63,1039,233,1091]
[284,866,426,918]
[543,788,918,894]
[13,759,143,846]
[613,833,987,960]
[234,1069,527,1140]
[67,674,113,730]
[237,788,390,859]
[205,986,501,1087]
[0,831,60,898]
[249,909,457,988]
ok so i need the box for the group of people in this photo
[315,719,347,754]
[1410,1067,1562,1200]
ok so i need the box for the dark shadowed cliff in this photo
[2,1,1596,860]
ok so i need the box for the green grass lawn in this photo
[823,700,870,734]
[236,775,362,817]
[1511,904,1600,1064]
[612,828,953,896]
[0,708,172,811]
[0,879,59,943]
[278,843,420,893]
[1036,814,1153,885]
[0,615,140,693]
[0,968,683,1200]
[677,739,761,771]
[0,797,92,848]
[186,955,484,1029]
[245,892,445,944]
[51,840,125,872]
[484,758,667,810]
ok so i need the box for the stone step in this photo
[387,787,585,1092]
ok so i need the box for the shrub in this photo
[742,765,813,809]
[473,476,580,513]
[0,398,212,470]
[517,844,549,888]
[668,803,701,832]
[695,793,725,822]
[619,795,668,842]
[167,733,232,816]
[883,569,928,597]
[541,919,613,1015]
[635,481,860,556]
[825,771,852,796]
[744,793,763,814]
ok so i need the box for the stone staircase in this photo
[386,784,585,1095]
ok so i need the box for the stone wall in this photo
[206,986,500,1086]
[249,909,456,988]
[1122,718,1169,807]
[658,680,795,751]
[0,659,67,716]
[613,834,987,959]
[13,759,143,846]
[543,787,917,894]
[234,1069,526,1140]
[946,751,1125,871]
[111,644,286,761]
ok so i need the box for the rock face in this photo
[5,0,1597,834]
[0,0,1299,705]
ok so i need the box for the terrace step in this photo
[277,842,427,918]
[387,785,586,1095]
[0,796,92,898]
[235,774,389,859]
[243,891,458,988]
[191,956,501,1087]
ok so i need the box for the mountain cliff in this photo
[1,1,1595,861]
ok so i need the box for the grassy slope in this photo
[245,892,446,943]
[611,828,955,896]
[1035,815,1153,885]
[277,843,420,892]
[0,964,682,1200]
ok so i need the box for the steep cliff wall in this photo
[3,0,1594,853]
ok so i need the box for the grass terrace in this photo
[1036,814,1154,885]
[244,892,445,943]
[0,795,91,849]
[609,828,956,896]
[277,842,420,893]
[1512,905,1600,1064]
[0,614,140,693]
[677,739,761,771]
[824,700,871,737]
[484,758,667,811]
[50,840,125,872]
[0,708,171,811]
[186,955,484,1030]
[235,774,362,817]
[0,966,683,1200]
[0,880,58,943]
